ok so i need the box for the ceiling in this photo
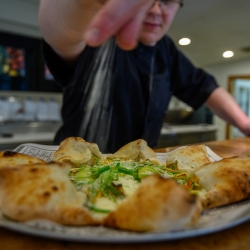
[168,0,250,67]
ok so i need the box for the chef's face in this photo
[139,0,182,46]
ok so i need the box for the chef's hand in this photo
[84,0,154,50]
[242,122,250,137]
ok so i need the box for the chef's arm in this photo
[38,0,153,64]
[205,87,250,136]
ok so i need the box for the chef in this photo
[38,0,250,152]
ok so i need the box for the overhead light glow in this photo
[179,38,191,46]
[223,51,234,58]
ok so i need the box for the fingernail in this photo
[85,28,100,45]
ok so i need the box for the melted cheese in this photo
[91,197,122,221]
[91,175,140,220]
[95,197,118,211]
[113,175,140,197]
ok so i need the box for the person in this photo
[38,0,250,152]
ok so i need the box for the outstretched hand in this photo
[84,0,154,50]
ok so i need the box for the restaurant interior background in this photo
[0,0,250,150]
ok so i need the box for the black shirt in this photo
[43,36,218,152]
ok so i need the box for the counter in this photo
[157,124,217,148]
[0,121,61,150]
[1,137,250,249]
[0,132,56,150]
[0,123,217,151]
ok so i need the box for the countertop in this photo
[0,132,55,145]
[2,137,250,249]
[160,124,217,135]
[0,121,60,150]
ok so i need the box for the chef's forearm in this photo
[206,87,250,135]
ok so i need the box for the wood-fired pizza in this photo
[0,137,250,232]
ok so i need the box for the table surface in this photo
[2,137,250,250]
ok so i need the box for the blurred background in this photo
[0,0,250,150]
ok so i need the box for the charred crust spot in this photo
[52,186,58,191]
[185,194,197,204]
[30,168,38,172]
[43,192,51,197]
[3,151,17,157]
[106,214,117,227]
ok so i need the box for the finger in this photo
[115,10,147,50]
[84,0,153,48]
[97,0,108,4]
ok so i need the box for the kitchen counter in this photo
[0,132,56,150]
[1,137,250,249]
[157,124,217,148]
[0,123,218,151]
[0,121,61,150]
[160,124,217,135]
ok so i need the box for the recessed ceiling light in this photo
[223,51,234,58]
[179,38,191,46]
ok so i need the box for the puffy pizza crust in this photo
[165,145,211,176]
[53,137,102,166]
[0,162,98,225]
[195,156,250,209]
[0,151,46,168]
[107,139,158,162]
[103,175,202,232]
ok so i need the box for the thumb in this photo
[84,0,153,49]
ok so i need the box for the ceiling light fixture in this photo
[223,51,234,58]
[179,38,191,46]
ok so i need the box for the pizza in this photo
[0,137,250,233]
[53,137,102,166]
[195,155,250,209]
[165,144,211,176]
[0,151,46,168]
[0,162,97,225]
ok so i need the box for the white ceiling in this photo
[168,0,250,67]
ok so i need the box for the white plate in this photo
[1,200,250,243]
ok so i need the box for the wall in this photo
[205,58,250,140]
[0,0,41,38]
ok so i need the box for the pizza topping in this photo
[85,202,114,214]
[113,175,139,197]
[68,157,203,214]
